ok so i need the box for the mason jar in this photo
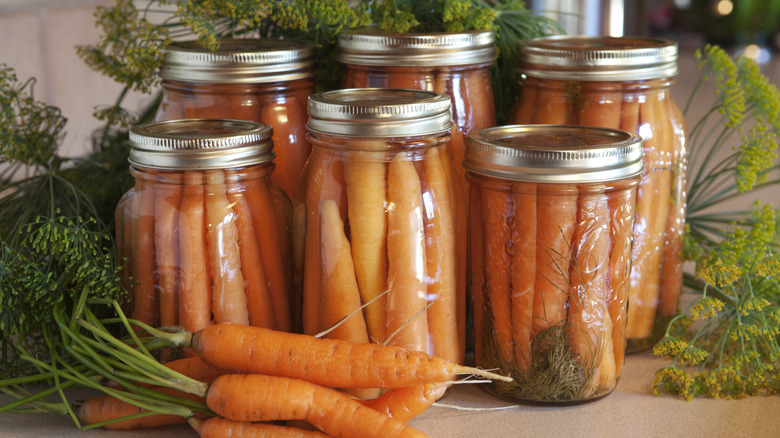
[115,119,293,342]
[154,39,315,201]
[508,36,688,352]
[466,125,643,403]
[296,88,464,371]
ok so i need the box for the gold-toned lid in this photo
[307,88,452,138]
[159,39,315,83]
[519,35,678,81]
[129,119,274,170]
[465,125,643,183]
[337,30,496,66]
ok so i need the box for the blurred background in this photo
[1,0,779,158]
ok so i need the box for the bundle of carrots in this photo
[509,78,688,346]
[296,139,463,375]
[470,177,637,401]
[115,164,293,338]
[155,80,312,201]
[63,304,511,438]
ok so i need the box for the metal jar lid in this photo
[129,119,274,170]
[159,39,315,84]
[518,36,678,81]
[337,30,496,67]
[307,88,453,138]
[465,125,643,183]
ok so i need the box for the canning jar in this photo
[466,125,643,403]
[154,39,315,201]
[297,88,463,369]
[508,36,688,352]
[116,119,293,342]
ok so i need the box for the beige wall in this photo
[0,0,153,158]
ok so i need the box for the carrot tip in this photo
[455,365,513,382]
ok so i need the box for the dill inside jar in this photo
[297,89,462,401]
[508,36,687,352]
[116,119,293,351]
[466,125,643,404]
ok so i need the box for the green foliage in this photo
[0,64,67,168]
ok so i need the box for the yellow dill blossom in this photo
[653,336,689,358]
[652,367,695,400]
[687,296,725,320]
[698,259,742,288]
[695,45,745,128]
[736,122,778,193]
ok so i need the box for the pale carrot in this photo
[532,184,577,334]
[566,188,611,395]
[598,309,617,390]
[243,176,292,332]
[361,383,449,423]
[619,86,641,133]
[226,186,276,329]
[421,147,459,364]
[510,182,536,371]
[261,95,311,200]
[386,151,430,354]
[605,181,636,377]
[132,177,157,327]
[183,323,513,389]
[204,170,249,325]
[482,185,515,364]
[657,98,688,317]
[205,374,427,438]
[154,172,183,328]
[178,171,212,334]
[343,144,388,344]
[626,90,673,339]
[115,193,134,310]
[191,417,329,438]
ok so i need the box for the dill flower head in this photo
[698,258,742,288]
[652,366,695,400]
[736,122,778,193]
[696,45,745,128]
[687,296,725,320]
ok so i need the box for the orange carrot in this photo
[204,170,249,325]
[115,194,134,313]
[184,92,232,119]
[619,86,641,133]
[261,95,311,201]
[343,144,388,344]
[578,82,622,129]
[191,417,329,438]
[566,188,611,394]
[132,177,157,326]
[154,89,188,121]
[385,66,435,91]
[154,172,183,328]
[532,184,577,334]
[531,79,572,124]
[361,383,449,423]
[78,393,187,430]
[226,186,276,329]
[421,147,459,364]
[468,182,487,363]
[510,182,536,371]
[319,199,370,345]
[386,151,430,354]
[482,185,515,364]
[185,323,511,389]
[508,83,538,124]
[243,176,292,332]
[178,171,212,334]
[657,99,688,317]
[226,88,261,122]
[205,374,426,438]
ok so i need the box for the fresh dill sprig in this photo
[653,46,780,399]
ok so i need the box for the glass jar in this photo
[154,39,315,201]
[297,88,464,367]
[466,125,643,403]
[115,119,293,342]
[337,31,496,353]
[508,36,688,352]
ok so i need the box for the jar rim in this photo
[518,35,678,81]
[306,88,453,138]
[337,29,496,66]
[465,125,644,183]
[129,119,275,170]
[159,38,316,84]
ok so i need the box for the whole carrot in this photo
[361,383,449,423]
[510,182,536,371]
[176,323,512,388]
[206,374,426,438]
[154,172,183,329]
[261,95,310,200]
[386,151,430,354]
[468,183,487,362]
[132,177,157,327]
[78,393,188,430]
[191,417,329,438]
[577,82,622,129]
